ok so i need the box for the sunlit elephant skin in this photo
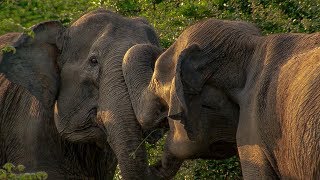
[122,23,244,178]
[0,23,117,179]
[123,45,239,179]
[124,18,320,179]
[54,9,160,179]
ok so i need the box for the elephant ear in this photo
[169,44,213,141]
[0,21,65,107]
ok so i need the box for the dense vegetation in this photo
[1,0,319,179]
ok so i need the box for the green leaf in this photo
[0,172,7,179]
[17,165,25,172]
[36,171,48,179]
[2,163,15,173]
[24,28,35,39]
[1,45,16,54]
[0,169,6,175]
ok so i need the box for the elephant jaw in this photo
[54,103,108,147]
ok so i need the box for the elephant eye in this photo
[89,56,99,67]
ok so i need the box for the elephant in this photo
[0,22,117,179]
[53,9,160,179]
[123,18,320,179]
[122,21,244,178]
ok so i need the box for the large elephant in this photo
[54,9,160,179]
[0,22,117,179]
[123,18,320,179]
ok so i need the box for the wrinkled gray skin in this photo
[124,19,320,179]
[54,9,160,179]
[122,22,240,179]
[0,22,116,179]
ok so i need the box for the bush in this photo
[0,163,48,180]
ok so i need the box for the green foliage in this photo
[1,45,16,54]
[109,0,320,46]
[2,0,320,45]
[1,0,320,179]
[170,158,241,180]
[0,0,101,35]
[146,136,242,179]
[193,156,241,179]
[0,163,48,180]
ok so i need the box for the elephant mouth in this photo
[88,107,98,120]
[155,112,169,128]
[67,107,106,137]
[88,107,107,133]
[62,126,107,148]
[143,119,169,144]
[61,107,108,147]
[91,107,111,137]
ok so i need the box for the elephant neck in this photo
[236,33,320,105]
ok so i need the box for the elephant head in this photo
[123,19,261,178]
[54,9,160,179]
[0,22,118,179]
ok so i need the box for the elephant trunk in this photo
[99,109,151,179]
[122,44,163,130]
[99,52,157,179]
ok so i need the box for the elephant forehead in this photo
[62,19,153,65]
[70,10,141,34]
[71,9,112,27]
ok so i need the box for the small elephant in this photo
[53,9,160,179]
[0,22,116,179]
[123,18,320,179]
